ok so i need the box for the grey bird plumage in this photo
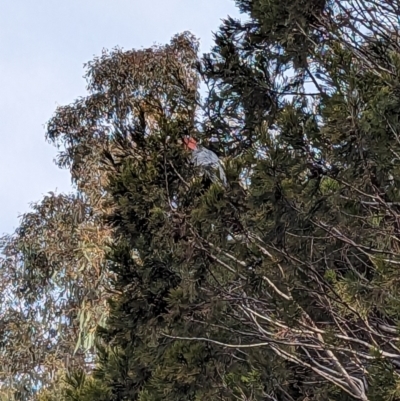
[191,145,228,187]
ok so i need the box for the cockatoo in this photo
[183,137,228,188]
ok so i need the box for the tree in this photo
[194,0,400,399]
[0,32,201,400]
[41,29,288,401]
[5,0,400,400]
[68,0,400,399]
[0,192,109,400]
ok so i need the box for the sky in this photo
[0,0,241,236]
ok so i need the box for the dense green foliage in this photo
[4,0,400,400]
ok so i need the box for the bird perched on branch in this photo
[183,137,228,188]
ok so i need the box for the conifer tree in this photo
[195,0,400,399]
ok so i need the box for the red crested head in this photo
[183,137,198,151]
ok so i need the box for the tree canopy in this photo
[3,1,400,400]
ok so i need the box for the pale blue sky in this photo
[0,0,241,235]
